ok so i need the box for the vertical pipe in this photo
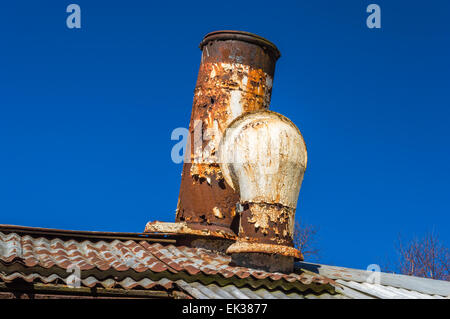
[176,31,280,234]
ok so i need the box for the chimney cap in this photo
[219,109,307,265]
[219,109,307,204]
[199,30,281,61]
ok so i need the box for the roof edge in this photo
[0,224,176,243]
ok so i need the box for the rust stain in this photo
[227,241,303,260]
[144,221,237,240]
[245,203,294,237]
[237,203,295,247]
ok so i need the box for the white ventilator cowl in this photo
[218,110,307,210]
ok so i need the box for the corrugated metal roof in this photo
[1,225,449,299]
[335,280,446,299]
[0,272,176,290]
[175,280,346,299]
[298,262,450,299]
[0,226,336,298]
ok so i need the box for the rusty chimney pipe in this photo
[176,31,281,235]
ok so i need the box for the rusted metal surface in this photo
[219,110,307,263]
[144,221,235,254]
[237,204,297,247]
[227,241,302,260]
[0,224,175,242]
[0,272,176,291]
[176,31,280,233]
[0,282,175,299]
[0,227,335,296]
[144,221,236,239]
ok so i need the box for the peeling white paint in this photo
[265,76,273,90]
[229,90,243,119]
[242,75,248,87]
[219,110,307,209]
[213,207,224,219]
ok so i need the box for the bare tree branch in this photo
[293,220,319,260]
[395,232,450,281]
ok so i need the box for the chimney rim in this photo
[199,30,281,61]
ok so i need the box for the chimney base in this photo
[227,241,302,273]
[230,253,294,273]
[226,240,303,259]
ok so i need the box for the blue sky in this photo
[0,1,449,270]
